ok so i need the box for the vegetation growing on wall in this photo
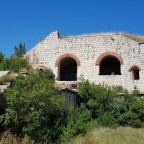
[123,33,144,43]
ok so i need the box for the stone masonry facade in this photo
[26,31,144,93]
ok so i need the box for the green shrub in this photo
[36,68,55,81]
[60,106,96,144]
[77,79,144,128]
[78,79,116,121]
[0,56,31,72]
[96,112,116,127]
[113,91,144,127]
[110,85,124,93]
[0,70,65,143]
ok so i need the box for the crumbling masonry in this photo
[26,32,144,93]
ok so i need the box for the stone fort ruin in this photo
[26,31,144,93]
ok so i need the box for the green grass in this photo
[70,127,144,144]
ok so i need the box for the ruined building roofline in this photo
[57,31,144,43]
[26,31,144,56]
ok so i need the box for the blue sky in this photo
[1,0,144,57]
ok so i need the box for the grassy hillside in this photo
[70,127,144,144]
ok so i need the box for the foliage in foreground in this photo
[0,70,65,143]
[1,76,144,143]
[78,79,117,126]
[78,79,144,128]
[113,91,144,127]
[60,106,96,144]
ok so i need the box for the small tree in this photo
[0,56,31,72]
[15,43,26,57]
[0,52,5,63]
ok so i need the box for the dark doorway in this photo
[39,69,44,71]
[132,68,139,80]
[100,56,121,75]
[59,58,77,81]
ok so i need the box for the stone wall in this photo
[0,71,10,92]
[26,32,144,93]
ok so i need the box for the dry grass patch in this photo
[123,34,144,43]
[0,131,34,144]
[70,127,144,144]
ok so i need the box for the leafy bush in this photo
[77,79,116,126]
[110,85,125,93]
[0,70,65,143]
[77,79,144,128]
[36,68,55,81]
[0,56,31,72]
[113,91,144,127]
[1,75,144,143]
[60,106,96,144]
[96,112,115,127]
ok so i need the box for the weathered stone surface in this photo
[0,83,11,92]
[0,71,10,92]
[26,32,144,93]
[0,71,9,77]
[59,88,77,106]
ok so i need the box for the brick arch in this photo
[55,53,80,67]
[96,51,124,65]
[129,65,141,72]
[36,65,47,70]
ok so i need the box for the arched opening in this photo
[129,66,140,80]
[36,65,47,71]
[39,68,44,71]
[100,56,121,75]
[59,58,77,81]
[132,69,139,80]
